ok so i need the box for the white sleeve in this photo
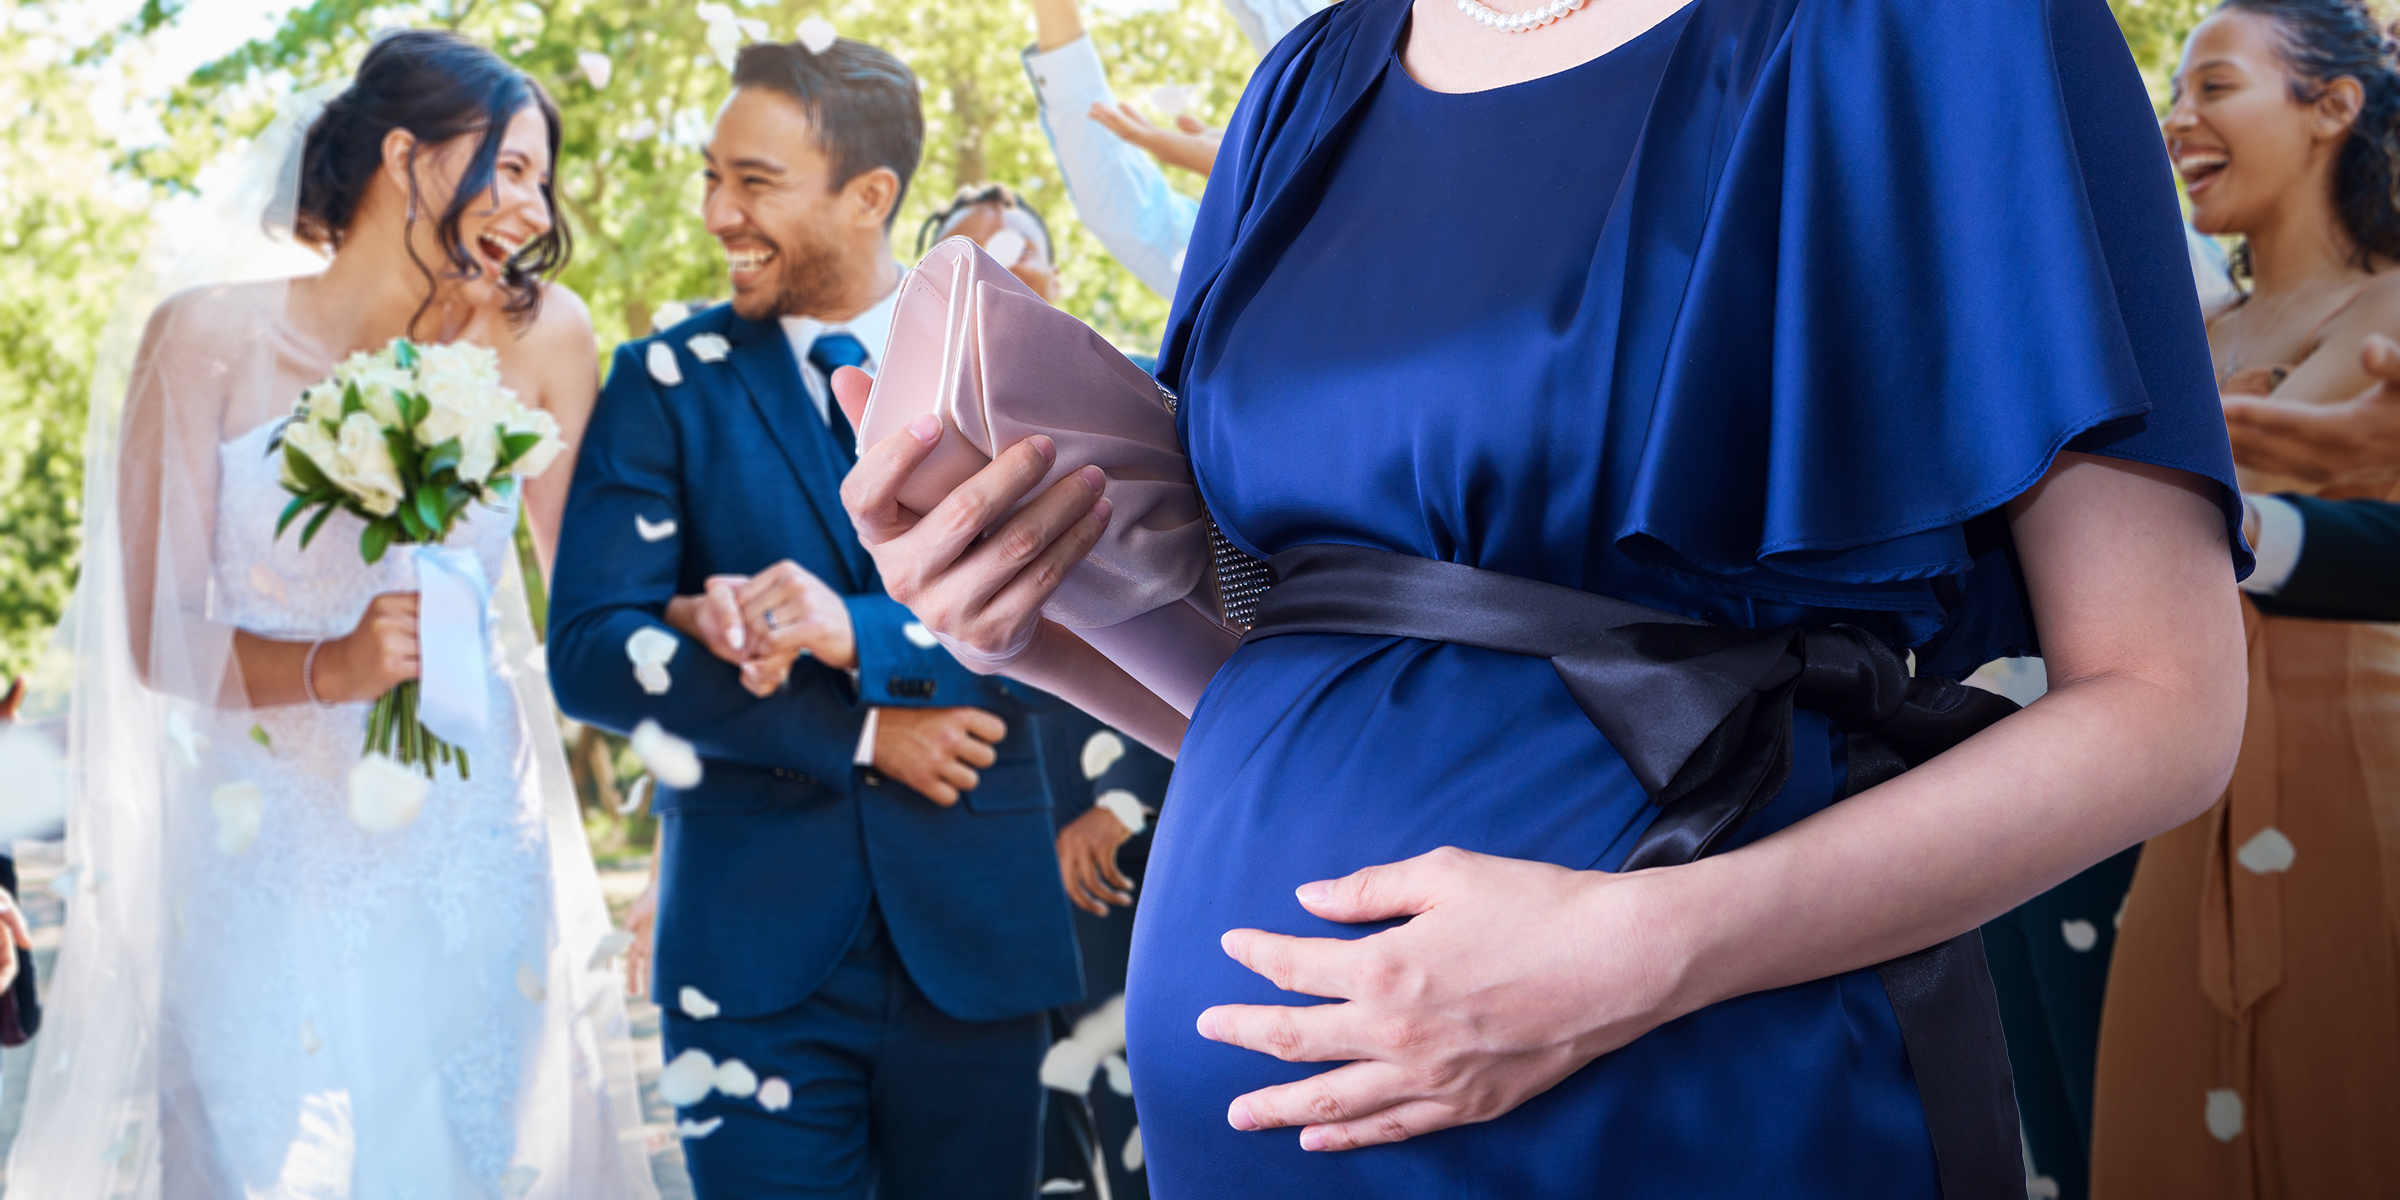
[2239,493,2307,596]
[1218,0,1333,54]
[1023,37,1200,301]
[854,706,880,766]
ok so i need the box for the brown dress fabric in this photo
[2091,547,2400,1197]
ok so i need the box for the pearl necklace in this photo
[1454,0,1589,32]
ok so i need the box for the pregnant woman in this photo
[843,0,2250,1194]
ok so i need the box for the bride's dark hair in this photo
[293,29,570,329]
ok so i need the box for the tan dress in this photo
[2092,484,2400,1197]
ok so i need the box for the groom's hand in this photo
[872,707,1006,806]
[666,575,753,667]
[735,562,857,695]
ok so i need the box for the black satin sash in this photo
[1243,543,2023,1200]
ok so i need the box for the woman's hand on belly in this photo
[1195,846,1688,1152]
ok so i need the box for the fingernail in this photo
[729,626,747,651]
[1229,1101,1259,1132]
[1295,880,1332,907]
[1300,1128,1327,1152]
[1196,1009,1220,1041]
[1032,435,1057,464]
[1090,497,1113,525]
[907,415,940,443]
[1078,465,1106,491]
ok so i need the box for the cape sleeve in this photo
[1611,0,2248,670]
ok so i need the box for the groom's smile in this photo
[703,82,907,323]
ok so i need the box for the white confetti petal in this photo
[1040,1037,1099,1095]
[737,17,767,39]
[680,985,722,1020]
[677,1116,725,1140]
[210,782,264,856]
[2236,827,2296,875]
[517,963,547,1003]
[2028,1177,2060,1200]
[646,341,684,386]
[1102,1053,1133,1097]
[629,626,680,665]
[1081,731,1126,781]
[2205,1088,2244,1141]
[2060,919,2098,953]
[502,1165,541,1197]
[703,16,742,70]
[713,1058,759,1098]
[796,16,838,54]
[167,710,211,771]
[902,621,939,649]
[1148,84,1191,115]
[1071,995,1128,1056]
[758,1076,792,1112]
[635,663,672,695]
[687,333,731,363]
[659,1048,718,1106]
[347,754,429,834]
[589,929,637,971]
[1040,1181,1085,1196]
[1096,790,1148,837]
[982,228,1029,267]
[300,1018,322,1056]
[577,51,613,90]
[632,720,705,788]
[650,301,692,332]
[1122,1124,1143,1172]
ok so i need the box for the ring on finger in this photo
[764,608,780,631]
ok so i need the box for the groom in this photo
[548,36,1081,1199]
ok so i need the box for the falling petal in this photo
[249,724,273,751]
[1071,995,1128,1056]
[1040,1181,1085,1196]
[347,755,429,834]
[902,621,939,649]
[703,18,742,70]
[1122,1125,1143,1172]
[659,1048,718,1106]
[300,1018,322,1056]
[1102,1053,1133,1096]
[502,1165,540,1197]
[737,17,767,39]
[758,1076,793,1112]
[635,663,672,695]
[628,627,680,666]
[2236,827,2296,875]
[650,301,691,332]
[210,782,265,856]
[619,775,655,817]
[1147,84,1190,115]
[680,985,722,1020]
[632,720,705,788]
[713,1058,759,1098]
[646,341,685,386]
[677,1116,726,1140]
[2060,919,2098,953]
[796,16,838,53]
[1081,731,1126,781]
[589,929,636,971]
[2028,1177,2061,1200]
[1096,790,1147,836]
[982,228,1029,267]
[577,51,613,90]
[687,333,731,363]
[517,963,547,1003]
[2204,1089,2244,1142]
[1039,1038,1100,1096]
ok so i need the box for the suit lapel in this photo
[723,314,874,590]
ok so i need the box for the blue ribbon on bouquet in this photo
[406,545,492,747]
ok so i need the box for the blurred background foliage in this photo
[1,0,2215,815]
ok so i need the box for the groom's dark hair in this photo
[732,39,925,230]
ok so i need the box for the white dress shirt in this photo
[779,282,903,766]
[2240,493,2307,596]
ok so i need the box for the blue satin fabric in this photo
[1127,0,2245,1194]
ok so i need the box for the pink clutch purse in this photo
[845,238,1250,711]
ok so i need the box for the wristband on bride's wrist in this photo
[302,638,330,708]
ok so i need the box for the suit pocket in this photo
[655,768,828,815]
[961,751,1053,816]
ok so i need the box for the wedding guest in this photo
[915,182,1061,301]
[2242,483,2400,619]
[2096,3,2400,1194]
[842,0,2249,1195]
[2225,332,2400,476]
[1020,0,1312,298]
[546,37,1088,1200]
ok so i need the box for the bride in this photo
[8,30,656,1199]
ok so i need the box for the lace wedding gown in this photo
[130,420,645,1199]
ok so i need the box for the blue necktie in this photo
[806,332,870,462]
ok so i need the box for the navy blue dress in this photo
[1126,0,2248,1195]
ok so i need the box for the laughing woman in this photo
[2094,3,2400,1196]
[845,0,2249,1195]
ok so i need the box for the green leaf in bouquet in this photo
[413,487,448,537]
[394,339,419,371]
[300,501,340,549]
[497,431,543,471]
[382,428,422,480]
[488,476,519,503]
[423,438,462,479]
[405,392,430,429]
[448,482,478,515]
[274,493,313,539]
[282,441,332,492]
[360,519,393,564]
[396,498,432,542]
[342,382,364,419]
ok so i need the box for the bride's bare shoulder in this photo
[140,276,314,354]
[501,281,598,375]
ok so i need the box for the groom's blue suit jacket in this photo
[548,304,1084,1024]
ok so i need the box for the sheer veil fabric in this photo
[6,90,657,1198]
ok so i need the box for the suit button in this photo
[862,771,883,787]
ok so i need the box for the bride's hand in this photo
[318,592,421,704]
[1196,848,1693,1151]
[833,367,1113,665]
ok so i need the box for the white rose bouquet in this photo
[273,337,565,778]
